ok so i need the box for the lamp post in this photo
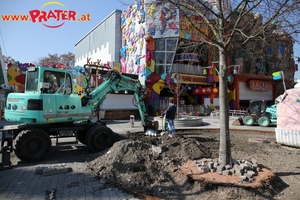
[202,65,242,75]
[228,65,242,74]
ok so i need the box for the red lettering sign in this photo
[180,75,206,84]
[249,80,272,91]
[86,58,112,69]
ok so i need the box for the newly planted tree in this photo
[164,73,189,119]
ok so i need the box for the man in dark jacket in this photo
[164,100,176,137]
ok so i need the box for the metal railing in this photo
[170,64,207,75]
[170,63,243,76]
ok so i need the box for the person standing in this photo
[164,100,177,137]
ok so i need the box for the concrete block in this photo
[225,164,232,170]
[222,170,232,175]
[42,167,73,176]
[245,161,252,167]
[229,168,235,175]
[239,175,247,182]
[246,170,256,178]
[234,165,243,174]
[199,165,210,173]
[233,164,239,169]
[216,165,225,174]
[239,163,248,170]
[207,162,214,169]
[235,171,242,176]
[35,166,48,175]
[213,162,218,169]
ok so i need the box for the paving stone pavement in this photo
[0,136,142,200]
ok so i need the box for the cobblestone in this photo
[0,138,142,200]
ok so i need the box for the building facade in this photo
[74,10,140,119]
[119,0,296,116]
[75,10,123,66]
[75,0,297,118]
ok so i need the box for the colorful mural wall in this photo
[120,0,180,75]
[6,62,34,92]
[144,1,180,38]
[120,1,146,75]
[120,0,181,115]
[120,0,234,116]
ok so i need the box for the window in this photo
[44,71,72,94]
[26,71,38,91]
[155,38,178,74]
[156,52,165,64]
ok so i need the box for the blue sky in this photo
[0,0,300,79]
[0,0,132,62]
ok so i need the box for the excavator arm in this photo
[82,66,150,128]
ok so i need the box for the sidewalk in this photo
[0,141,142,200]
[106,116,275,134]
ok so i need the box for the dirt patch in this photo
[86,129,300,200]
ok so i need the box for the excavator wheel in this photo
[14,129,52,162]
[243,115,254,126]
[258,116,270,127]
[85,125,115,152]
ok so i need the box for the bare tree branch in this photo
[160,0,299,165]
[37,52,75,68]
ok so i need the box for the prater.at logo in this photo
[29,1,89,28]
[29,1,74,28]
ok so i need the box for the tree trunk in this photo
[218,51,232,166]
[176,98,179,119]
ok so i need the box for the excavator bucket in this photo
[144,120,159,136]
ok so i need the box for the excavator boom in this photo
[82,66,149,126]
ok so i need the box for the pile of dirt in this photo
[86,130,298,200]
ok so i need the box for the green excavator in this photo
[1,64,158,165]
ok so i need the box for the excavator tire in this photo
[258,116,270,127]
[77,131,87,144]
[14,129,52,162]
[243,115,254,126]
[85,125,115,152]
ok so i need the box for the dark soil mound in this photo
[86,130,298,200]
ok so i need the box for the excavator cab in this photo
[5,66,87,124]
